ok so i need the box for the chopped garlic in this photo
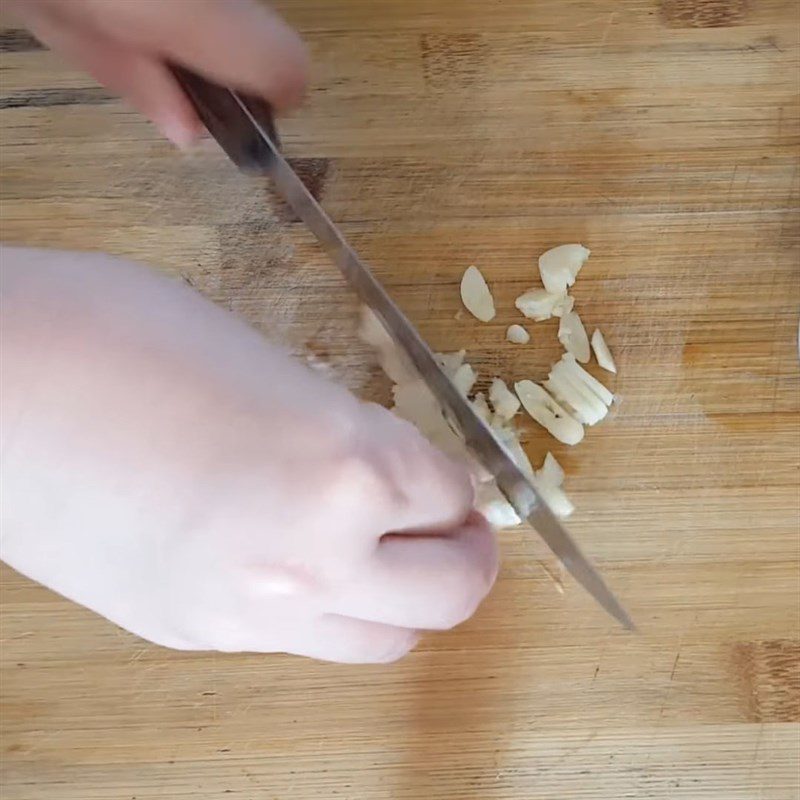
[591,328,617,374]
[435,350,466,379]
[489,378,520,422]
[479,438,573,520]
[514,288,567,322]
[545,370,607,425]
[506,324,530,344]
[475,482,521,527]
[360,324,526,528]
[472,392,492,424]
[460,265,496,322]
[543,353,614,428]
[514,380,584,445]
[556,352,614,406]
[359,300,586,528]
[538,244,590,295]
[551,294,575,318]
[493,422,536,479]
[544,374,591,426]
[536,452,565,487]
[558,311,591,363]
[534,480,575,518]
[452,362,477,396]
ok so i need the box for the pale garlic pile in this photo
[361,244,617,528]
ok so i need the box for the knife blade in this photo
[172,66,634,630]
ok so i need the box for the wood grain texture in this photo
[1,0,798,798]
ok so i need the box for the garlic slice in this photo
[515,288,568,322]
[538,244,590,294]
[591,328,617,374]
[460,265,496,322]
[558,311,591,363]
[489,378,521,422]
[514,380,584,445]
[506,324,530,344]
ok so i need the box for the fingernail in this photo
[161,119,200,150]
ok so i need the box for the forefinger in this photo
[356,403,477,536]
[87,0,309,110]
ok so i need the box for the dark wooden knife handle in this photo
[169,63,280,173]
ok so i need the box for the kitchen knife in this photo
[172,65,634,630]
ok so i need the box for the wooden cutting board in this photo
[1,1,798,798]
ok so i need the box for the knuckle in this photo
[325,450,398,512]
[349,406,476,524]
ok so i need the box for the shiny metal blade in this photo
[219,91,632,630]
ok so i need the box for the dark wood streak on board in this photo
[271,157,332,223]
[659,0,749,28]
[288,158,331,202]
[0,88,116,110]
[420,32,487,88]
[0,28,43,53]
[732,640,800,723]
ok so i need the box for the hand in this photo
[0,248,498,663]
[6,0,309,146]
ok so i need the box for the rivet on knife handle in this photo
[169,63,280,171]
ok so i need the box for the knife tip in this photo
[615,607,638,633]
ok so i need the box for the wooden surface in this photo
[1,1,799,798]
